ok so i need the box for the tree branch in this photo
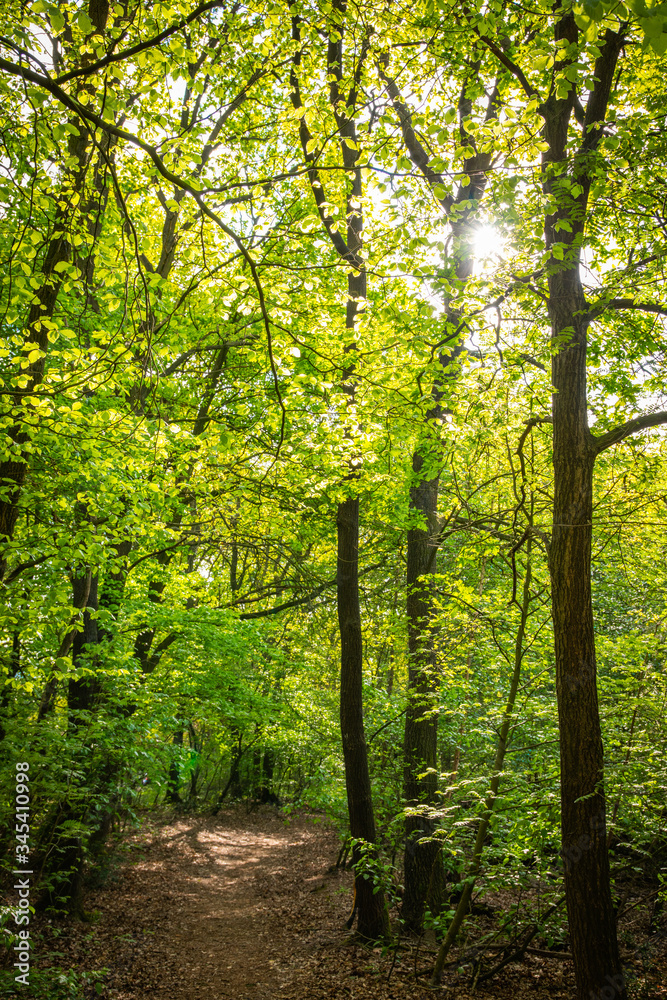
[587,298,667,321]
[473,32,539,101]
[238,560,385,619]
[51,0,224,84]
[377,55,452,213]
[582,27,625,153]
[2,552,50,584]
[0,53,286,468]
[593,411,667,455]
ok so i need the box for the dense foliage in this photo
[1,1,666,997]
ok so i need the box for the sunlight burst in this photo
[473,224,506,260]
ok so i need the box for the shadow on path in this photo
[91,808,351,1000]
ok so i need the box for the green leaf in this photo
[78,10,94,34]
[649,31,667,54]
[643,15,665,39]
[49,8,65,31]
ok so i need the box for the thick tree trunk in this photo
[338,496,389,940]
[535,19,627,992]
[549,272,625,999]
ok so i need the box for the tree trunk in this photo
[166,730,183,805]
[536,17,627,991]
[432,555,533,983]
[402,464,445,931]
[290,4,388,937]
[338,496,389,940]
[549,272,625,999]
[383,61,498,931]
[0,631,20,742]
[67,572,101,722]
[0,0,111,572]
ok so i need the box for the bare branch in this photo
[2,552,50,584]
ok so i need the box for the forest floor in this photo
[6,807,667,1000]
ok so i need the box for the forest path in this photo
[81,808,353,999]
[49,806,625,1000]
[33,807,667,1000]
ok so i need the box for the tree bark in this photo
[402,466,445,931]
[548,270,624,998]
[382,60,499,931]
[539,19,627,995]
[338,496,388,939]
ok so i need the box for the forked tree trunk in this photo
[290,3,388,939]
[383,61,499,932]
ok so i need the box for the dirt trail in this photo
[82,809,351,999]
[39,808,666,1000]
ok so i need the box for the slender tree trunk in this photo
[402,467,445,930]
[289,4,388,938]
[338,496,388,939]
[35,566,100,916]
[167,730,183,805]
[68,572,101,721]
[336,238,388,937]
[0,631,20,742]
[432,553,533,983]
[336,253,389,941]
[228,727,244,799]
[383,61,499,931]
